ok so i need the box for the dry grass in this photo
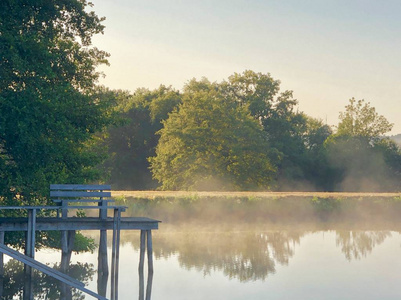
[112,190,401,199]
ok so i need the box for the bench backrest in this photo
[50,184,113,219]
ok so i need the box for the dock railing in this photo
[0,184,159,300]
[0,204,125,300]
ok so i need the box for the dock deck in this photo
[0,216,160,231]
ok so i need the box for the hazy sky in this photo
[90,0,401,133]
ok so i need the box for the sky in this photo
[89,0,401,134]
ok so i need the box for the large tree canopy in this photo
[337,98,393,139]
[101,85,182,190]
[149,79,276,190]
[220,70,332,189]
[324,99,401,191]
[0,0,114,203]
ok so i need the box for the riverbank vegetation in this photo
[2,0,401,207]
[114,192,401,226]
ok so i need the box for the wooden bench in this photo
[50,184,114,219]
[0,184,155,299]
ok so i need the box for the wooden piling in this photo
[0,231,4,275]
[0,231,4,298]
[97,230,108,297]
[138,230,146,300]
[24,209,36,300]
[115,209,121,300]
[60,208,74,300]
[111,208,122,300]
[146,230,153,274]
[98,196,108,297]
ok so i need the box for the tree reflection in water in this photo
[126,227,395,283]
[1,260,94,299]
[1,228,396,298]
[127,230,302,282]
[335,230,392,260]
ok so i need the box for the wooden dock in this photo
[0,184,160,300]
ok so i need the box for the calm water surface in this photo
[21,226,401,299]
[4,212,401,299]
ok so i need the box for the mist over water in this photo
[5,194,401,299]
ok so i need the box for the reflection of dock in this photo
[0,184,160,300]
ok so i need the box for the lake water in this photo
[4,206,401,299]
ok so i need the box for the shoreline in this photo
[112,190,401,198]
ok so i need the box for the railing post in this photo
[98,192,108,297]
[26,208,36,259]
[111,207,121,300]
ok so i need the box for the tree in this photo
[101,86,181,189]
[222,70,280,119]
[0,0,115,203]
[300,117,333,190]
[149,81,276,190]
[337,98,393,139]
[324,99,401,191]
[221,70,332,190]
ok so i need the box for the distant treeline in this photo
[98,70,401,192]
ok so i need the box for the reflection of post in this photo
[60,200,68,273]
[146,230,153,300]
[145,269,153,300]
[115,209,121,300]
[24,208,36,300]
[139,230,153,300]
[138,230,146,300]
[98,197,108,297]
[60,230,68,300]
[97,231,108,297]
[23,269,33,300]
[60,230,75,300]
[147,230,153,274]
[111,208,121,300]
[60,205,75,300]
[66,231,75,264]
[0,231,4,298]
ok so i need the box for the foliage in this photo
[101,85,182,189]
[310,196,342,214]
[0,0,115,203]
[298,117,334,190]
[3,260,94,299]
[222,70,332,189]
[149,80,276,190]
[324,99,401,191]
[337,98,393,139]
[222,70,280,119]
[3,229,96,252]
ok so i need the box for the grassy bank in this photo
[112,191,401,227]
[112,191,401,199]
